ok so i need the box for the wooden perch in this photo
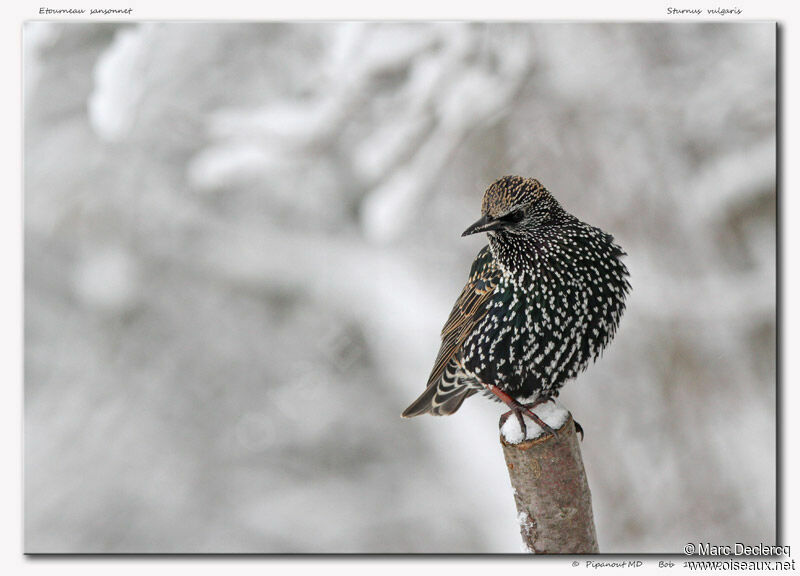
[500,413,599,554]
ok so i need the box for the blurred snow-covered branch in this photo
[26,22,775,553]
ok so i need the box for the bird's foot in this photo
[519,397,560,439]
[520,404,559,440]
[488,384,559,441]
[499,408,529,438]
[574,419,584,441]
[524,397,582,440]
[499,404,559,441]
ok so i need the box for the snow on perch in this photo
[500,399,570,444]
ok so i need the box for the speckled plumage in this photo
[402,175,630,420]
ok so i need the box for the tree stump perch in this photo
[501,411,599,554]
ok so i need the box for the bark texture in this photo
[501,414,599,554]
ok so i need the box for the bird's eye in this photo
[501,209,525,224]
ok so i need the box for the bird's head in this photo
[461,175,559,237]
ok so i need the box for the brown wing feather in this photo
[425,245,500,388]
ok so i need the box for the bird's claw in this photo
[574,419,584,441]
[500,405,559,441]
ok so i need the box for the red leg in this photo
[486,384,559,440]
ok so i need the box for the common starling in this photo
[402,176,630,438]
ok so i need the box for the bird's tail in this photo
[401,381,475,418]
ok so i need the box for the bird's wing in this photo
[427,245,501,388]
[402,246,500,418]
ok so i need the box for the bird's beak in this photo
[462,214,504,237]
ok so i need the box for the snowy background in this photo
[23,22,776,553]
